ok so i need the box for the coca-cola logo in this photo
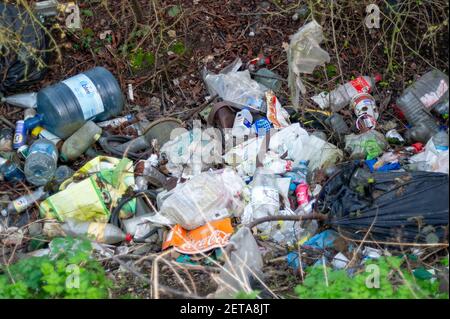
[177,230,231,254]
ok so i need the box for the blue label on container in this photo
[29,142,58,162]
[13,121,26,149]
[63,74,105,120]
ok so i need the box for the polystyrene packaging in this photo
[159,168,245,230]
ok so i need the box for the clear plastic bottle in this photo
[1,186,48,217]
[396,70,448,142]
[284,160,308,185]
[0,157,25,183]
[54,165,74,184]
[313,75,381,111]
[251,167,279,220]
[37,67,124,139]
[60,219,132,244]
[232,108,253,137]
[24,139,58,186]
[60,121,102,161]
[432,129,449,151]
[326,113,350,135]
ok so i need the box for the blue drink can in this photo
[13,120,26,149]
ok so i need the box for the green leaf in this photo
[82,9,94,17]
[169,41,186,55]
[167,5,181,17]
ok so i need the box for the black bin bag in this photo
[0,2,48,94]
[317,162,449,243]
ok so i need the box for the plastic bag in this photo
[318,162,449,243]
[287,20,330,107]
[211,227,264,299]
[160,128,222,178]
[160,168,245,230]
[345,130,388,160]
[408,138,449,174]
[0,3,48,93]
[203,58,268,112]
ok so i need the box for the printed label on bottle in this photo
[12,197,28,213]
[29,143,58,162]
[62,74,105,120]
[350,77,371,93]
[251,186,279,207]
[39,130,62,145]
[420,80,449,108]
[87,222,107,243]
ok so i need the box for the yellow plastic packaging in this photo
[40,156,136,222]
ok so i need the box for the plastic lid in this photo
[31,126,44,137]
[125,233,133,242]
[60,153,68,162]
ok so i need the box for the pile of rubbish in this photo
[1,18,449,298]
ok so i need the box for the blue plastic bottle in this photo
[37,67,124,139]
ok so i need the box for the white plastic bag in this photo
[409,138,449,174]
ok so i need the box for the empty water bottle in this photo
[397,70,448,142]
[432,128,449,151]
[0,156,25,183]
[37,67,124,138]
[60,121,102,161]
[24,139,58,186]
[1,187,48,217]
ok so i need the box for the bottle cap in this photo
[31,126,44,137]
[60,153,68,162]
[125,233,133,242]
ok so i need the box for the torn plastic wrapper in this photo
[287,20,330,108]
[160,128,222,178]
[202,58,268,112]
[408,137,449,174]
[159,168,245,230]
[224,123,342,177]
[265,90,291,129]
[162,218,234,255]
[39,156,136,222]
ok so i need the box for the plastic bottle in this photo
[313,74,382,111]
[31,126,63,148]
[295,182,310,207]
[121,213,158,240]
[326,113,350,135]
[1,187,48,217]
[251,167,280,219]
[284,160,308,185]
[37,67,124,139]
[60,121,102,161]
[0,157,25,183]
[432,128,449,151]
[24,139,58,186]
[60,219,132,244]
[232,108,253,138]
[54,165,74,184]
[396,70,448,142]
[254,68,282,92]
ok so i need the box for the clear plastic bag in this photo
[203,58,268,112]
[345,130,388,160]
[160,168,245,230]
[287,20,330,107]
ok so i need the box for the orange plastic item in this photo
[162,218,234,255]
